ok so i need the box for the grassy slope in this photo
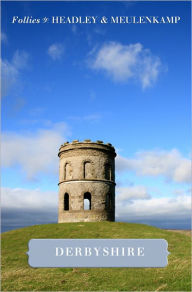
[1,222,191,291]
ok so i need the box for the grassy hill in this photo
[1,222,191,291]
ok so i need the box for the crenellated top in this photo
[58,139,116,157]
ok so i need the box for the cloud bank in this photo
[1,187,58,210]
[116,193,191,229]
[90,42,163,88]
[1,186,190,230]
[116,149,191,183]
[116,185,151,200]
[1,122,69,179]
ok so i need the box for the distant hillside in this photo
[1,222,191,291]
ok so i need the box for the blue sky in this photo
[1,1,191,231]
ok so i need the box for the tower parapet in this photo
[58,139,116,222]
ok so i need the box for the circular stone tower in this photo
[58,139,116,222]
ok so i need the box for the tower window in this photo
[84,192,91,210]
[64,193,69,210]
[106,193,111,209]
[64,163,68,180]
[64,163,72,180]
[84,161,92,179]
[105,163,111,180]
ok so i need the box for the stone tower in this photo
[58,140,116,222]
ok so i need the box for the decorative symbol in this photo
[101,16,108,24]
[42,17,49,23]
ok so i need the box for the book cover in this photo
[1,0,191,291]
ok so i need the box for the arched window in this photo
[64,163,72,180]
[84,161,92,179]
[84,192,91,210]
[64,193,69,210]
[105,163,111,180]
[64,163,68,180]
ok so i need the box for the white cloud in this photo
[1,122,69,179]
[1,50,29,97]
[116,184,191,225]
[89,42,162,89]
[116,149,191,183]
[116,193,191,221]
[1,187,57,210]
[117,185,151,200]
[48,43,64,60]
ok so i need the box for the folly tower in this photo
[58,139,116,222]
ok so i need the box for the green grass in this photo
[1,222,191,291]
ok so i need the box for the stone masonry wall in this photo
[58,140,116,223]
